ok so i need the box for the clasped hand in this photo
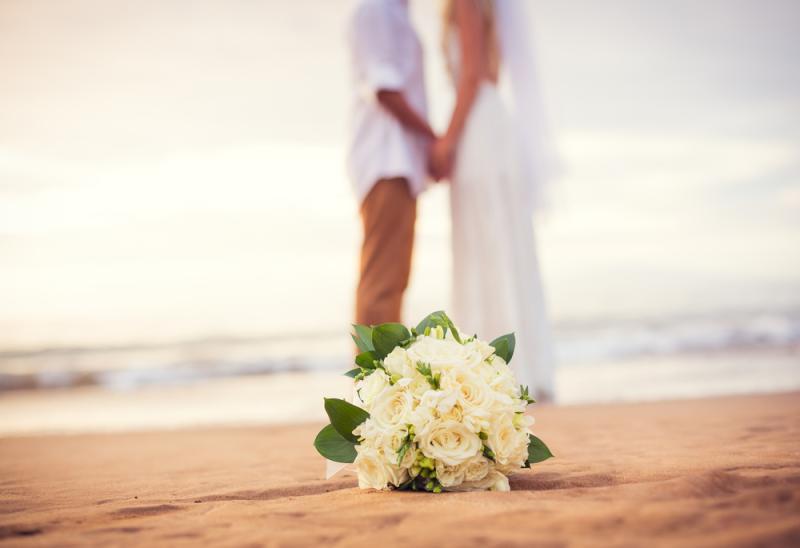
[428,136,456,182]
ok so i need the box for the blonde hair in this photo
[442,0,500,79]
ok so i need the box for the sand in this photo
[1,392,798,547]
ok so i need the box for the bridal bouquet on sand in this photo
[314,311,553,493]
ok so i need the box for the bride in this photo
[431,0,556,401]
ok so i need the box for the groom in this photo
[346,0,436,326]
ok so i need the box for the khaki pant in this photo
[355,178,416,326]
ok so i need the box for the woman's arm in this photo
[431,0,486,178]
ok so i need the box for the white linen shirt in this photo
[346,0,429,203]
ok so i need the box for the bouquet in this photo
[313,311,553,492]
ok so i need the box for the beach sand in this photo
[1,392,798,547]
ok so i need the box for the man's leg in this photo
[356,178,416,326]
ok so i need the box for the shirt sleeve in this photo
[351,3,404,92]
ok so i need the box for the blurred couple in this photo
[347,0,555,401]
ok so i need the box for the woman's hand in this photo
[429,136,456,181]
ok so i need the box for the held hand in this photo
[429,137,456,182]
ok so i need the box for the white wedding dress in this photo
[446,35,555,400]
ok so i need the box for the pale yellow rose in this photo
[370,384,414,429]
[406,336,483,373]
[357,369,389,410]
[417,419,482,466]
[435,460,467,488]
[463,455,491,482]
[488,414,529,467]
[354,446,390,490]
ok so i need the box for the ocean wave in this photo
[1,311,798,392]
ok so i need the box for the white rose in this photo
[439,402,464,423]
[385,461,409,487]
[383,346,415,378]
[406,336,482,373]
[353,417,382,446]
[487,470,511,491]
[467,338,496,361]
[483,356,518,398]
[449,469,510,492]
[463,455,491,482]
[357,370,389,410]
[408,397,436,434]
[417,419,482,466]
[488,414,529,467]
[379,425,416,469]
[370,384,414,428]
[441,369,494,413]
[435,460,466,488]
[419,388,458,415]
[407,374,432,399]
[513,412,535,434]
[354,446,390,490]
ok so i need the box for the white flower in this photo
[449,470,510,492]
[385,461,409,487]
[438,369,494,432]
[439,402,464,423]
[383,346,415,378]
[513,412,535,433]
[463,455,491,482]
[419,388,458,415]
[369,384,414,429]
[407,374,432,398]
[406,336,483,373]
[417,419,482,466]
[466,338,496,361]
[435,460,466,488]
[379,425,416,468]
[354,445,390,490]
[444,369,492,409]
[357,370,389,410]
[482,356,518,398]
[488,414,529,467]
[487,470,511,492]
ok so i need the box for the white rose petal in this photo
[354,446,390,490]
[370,384,414,429]
[449,469,510,492]
[463,455,491,482]
[488,414,529,467]
[406,336,483,373]
[417,419,482,466]
[435,460,467,488]
[357,370,390,410]
[383,347,415,378]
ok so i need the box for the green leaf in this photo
[324,397,370,443]
[354,351,378,370]
[343,368,361,378]
[416,310,462,343]
[396,439,411,466]
[490,333,516,363]
[395,476,416,491]
[371,323,411,359]
[416,361,440,389]
[520,385,536,404]
[313,424,357,463]
[351,324,375,353]
[526,434,553,465]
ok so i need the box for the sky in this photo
[1,0,799,350]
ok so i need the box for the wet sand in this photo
[1,392,799,546]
